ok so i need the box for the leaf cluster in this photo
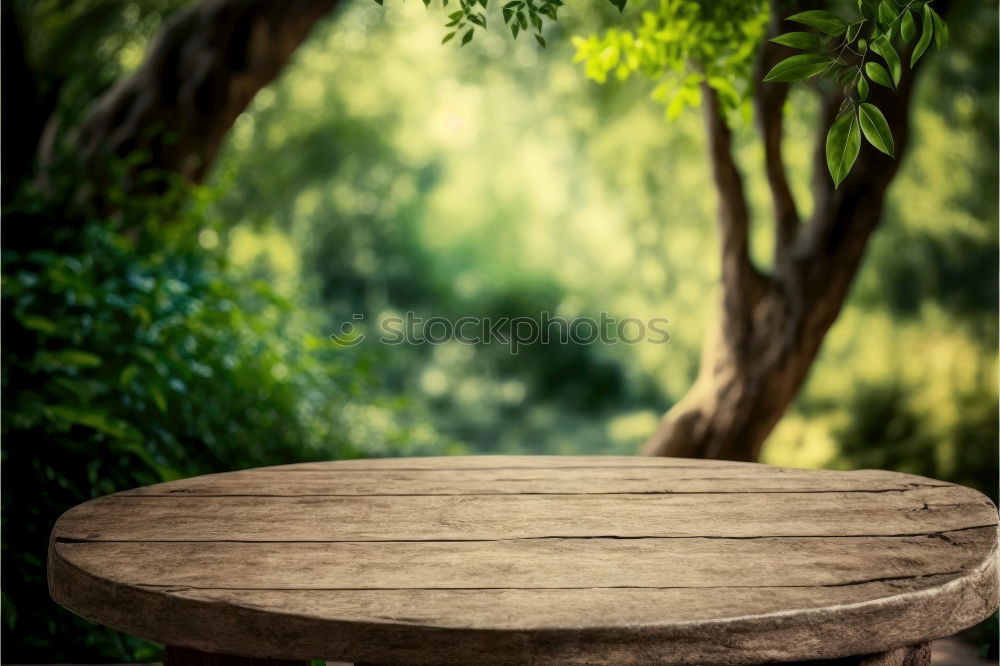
[0,170,403,661]
[571,0,768,117]
[763,1,948,185]
[381,0,628,47]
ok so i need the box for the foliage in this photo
[573,0,766,120]
[832,383,997,503]
[566,0,950,184]
[440,0,567,46]
[380,0,622,46]
[764,1,948,185]
[209,47,664,459]
[0,167,450,661]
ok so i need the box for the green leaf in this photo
[826,109,861,187]
[47,406,138,439]
[877,0,895,28]
[442,31,456,43]
[858,0,876,20]
[149,384,168,413]
[19,315,58,334]
[847,22,862,43]
[608,0,626,12]
[35,349,103,369]
[786,10,848,36]
[871,39,901,85]
[119,364,140,386]
[928,6,948,49]
[535,33,546,47]
[461,28,474,45]
[911,4,934,66]
[857,75,869,101]
[858,102,894,156]
[865,61,893,88]
[837,67,857,86]
[763,54,832,82]
[770,32,822,49]
[901,10,917,42]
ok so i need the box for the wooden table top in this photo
[49,456,998,665]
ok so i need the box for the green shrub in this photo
[0,177,436,661]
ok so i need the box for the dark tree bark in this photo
[2,2,61,204]
[643,1,923,460]
[72,0,339,197]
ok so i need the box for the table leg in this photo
[781,642,931,666]
[163,646,309,666]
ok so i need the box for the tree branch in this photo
[790,38,925,355]
[72,0,339,198]
[754,2,804,263]
[2,2,61,203]
[701,82,765,347]
[802,0,953,272]
[802,67,918,274]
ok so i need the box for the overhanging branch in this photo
[72,0,339,197]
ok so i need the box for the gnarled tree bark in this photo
[71,0,339,197]
[643,1,923,460]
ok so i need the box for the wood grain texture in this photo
[770,642,931,666]
[48,456,999,665]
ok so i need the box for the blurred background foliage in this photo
[1,0,996,661]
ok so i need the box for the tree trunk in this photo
[643,3,921,460]
[69,0,339,199]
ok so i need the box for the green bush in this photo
[0,177,434,661]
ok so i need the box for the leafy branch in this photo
[763,0,948,186]
[381,0,630,47]
[370,0,946,186]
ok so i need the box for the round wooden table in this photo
[49,456,998,665]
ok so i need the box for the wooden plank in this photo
[259,455,758,471]
[52,528,993,590]
[48,544,996,664]
[101,582,973,627]
[119,466,951,497]
[54,485,996,542]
